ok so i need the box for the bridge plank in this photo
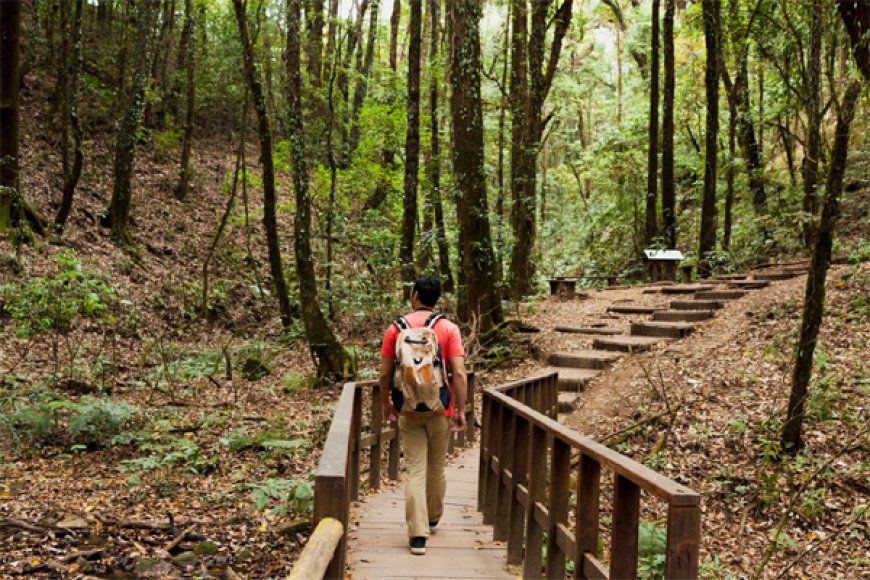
[347,447,513,579]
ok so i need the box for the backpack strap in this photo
[393,316,410,331]
[424,312,444,329]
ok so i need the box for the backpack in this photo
[391,312,448,414]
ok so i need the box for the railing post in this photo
[507,414,530,566]
[483,397,501,525]
[547,438,571,579]
[369,384,383,490]
[611,474,641,579]
[665,502,701,579]
[478,393,490,513]
[350,387,362,501]
[493,404,514,541]
[523,424,548,579]
[576,454,601,579]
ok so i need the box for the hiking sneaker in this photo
[429,520,440,531]
[409,536,426,555]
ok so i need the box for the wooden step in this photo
[631,321,696,339]
[713,274,747,280]
[653,309,714,322]
[607,305,662,314]
[728,279,769,289]
[558,392,579,413]
[554,325,622,336]
[660,284,716,294]
[752,271,796,281]
[545,367,601,392]
[694,290,747,301]
[671,300,723,310]
[592,335,667,353]
[546,350,624,370]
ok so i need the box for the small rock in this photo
[57,518,89,530]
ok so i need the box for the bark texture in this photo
[400,0,422,297]
[0,0,23,233]
[55,0,84,234]
[660,0,676,247]
[645,0,660,246]
[174,0,196,201]
[698,0,719,278]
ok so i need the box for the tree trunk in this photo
[448,0,503,336]
[400,0,422,297]
[507,0,529,299]
[427,0,454,291]
[390,0,401,71]
[106,0,158,246]
[781,79,861,454]
[838,0,870,82]
[231,0,296,329]
[508,0,572,299]
[346,0,379,162]
[339,0,368,104]
[326,0,339,66]
[307,0,325,87]
[495,15,509,263]
[661,0,676,248]
[801,0,823,248]
[174,0,196,201]
[698,0,719,278]
[286,0,354,381]
[723,94,736,251]
[645,0,660,246]
[0,0,23,234]
[54,0,84,234]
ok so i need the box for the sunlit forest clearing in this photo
[0,0,868,577]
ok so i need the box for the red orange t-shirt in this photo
[380,310,465,415]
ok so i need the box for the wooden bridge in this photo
[291,373,701,579]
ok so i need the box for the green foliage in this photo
[699,555,736,579]
[0,251,115,338]
[247,477,314,515]
[638,520,667,579]
[219,425,309,456]
[120,435,216,480]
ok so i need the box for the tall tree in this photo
[698,0,720,278]
[390,0,401,71]
[508,0,573,299]
[307,0,325,87]
[231,0,296,329]
[660,0,676,248]
[105,0,158,245]
[0,0,23,235]
[449,0,504,335]
[782,79,862,454]
[54,0,84,234]
[286,0,354,380]
[174,0,196,200]
[645,0,660,246]
[400,0,423,297]
[427,0,454,291]
[838,0,870,81]
[801,0,823,248]
[346,0,380,161]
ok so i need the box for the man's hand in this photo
[383,401,398,422]
[449,407,466,432]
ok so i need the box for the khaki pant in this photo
[398,413,449,539]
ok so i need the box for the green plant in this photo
[637,520,667,579]
[64,398,139,447]
[699,555,735,579]
[120,435,215,479]
[247,477,314,515]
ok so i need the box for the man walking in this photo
[379,275,467,555]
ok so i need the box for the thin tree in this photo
[307,0,325,87]
[105,0,158,246]
[400,0,423,297]
[781,79,862,454]
[346,0,380,161]
[390,0,402,71]
[231,0,296,329]
[0,0,24,235]
[661,0,676,247]
[448,0,504,335]
[801,0,823,248]
[508,0,573,299]
[174,0,196,200]
[54,0,84,234]
[698,0,719,278]
[645,0,661,246]
[286,0,355,380]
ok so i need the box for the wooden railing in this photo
[311,374,476,578]
[479,372,700,579]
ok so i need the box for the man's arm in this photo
[448,356,467,430]
[379,356,397,421]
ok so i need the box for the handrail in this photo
[479,372,700,579]
[309,373,476,578]
[286,517,343,580]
